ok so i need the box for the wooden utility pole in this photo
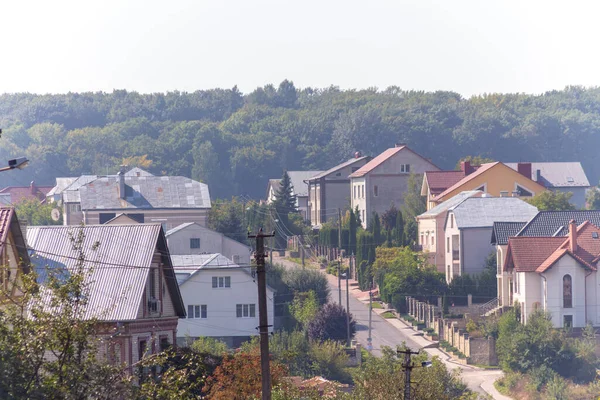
[338,208,343,305]
[249,229,275,400]
[367,289,373,350]
[345,272,350,347]
[398,348,420,400]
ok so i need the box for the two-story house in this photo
[349,145,439,228]
[443,197,538,283]
[266,171,322,221]
[504,220,600,328]
[491,221,529,308]
[416,191,483,273]
[166,222,251,265]
[26,224,186,371]
[52,167,211,230]
[173,253,274,347]
[306,155,371,227]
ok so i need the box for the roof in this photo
[434,162,499,200]
[79,175,211,210]
[62,175,99,203]
[165,222,250,250]
[418,190,483,218]
[491,221,527,245]
[268,171,323,198]
[46,177,78,198]
[0,207,30,272]
[308,157,371,181]
[424,170,471,195]
[517,210,600,237]
[448,197,538,229]
[165,222,196,236]
[349,146,438,178]
[504,162,590,188]
[125,167,154,177]
[26,224,186,320]
[505,237,565,272]
[0,184,53,204]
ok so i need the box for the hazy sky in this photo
[1,0,599,97]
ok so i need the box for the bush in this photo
[307,303,356,342]
[545,376,569,400]
[527,365,557,393]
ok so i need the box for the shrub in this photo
[307,303,356,342]
[527,365,557,393]
[545,376,568,400]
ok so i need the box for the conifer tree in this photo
[273,171,297,215]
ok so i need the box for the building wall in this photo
[166,224,251,265]
[437,163,546,204]
[308,182,321,225]
[176,269,274,341]
[350,177,367,228]
[554,187,587,209]
[461,228,495,276]
[544,255,588,328]
[82,209,209,231]
[444,213,460,282]
[496,245,512,307]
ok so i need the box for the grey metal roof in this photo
[491,221,527,245]
[517,210,600,237]
[47,177,78,198]
[62,175,99,203]
[449,197,538,229]
[79,175,211,210]
[308,157,370,181]
[26,224,186,320]
[125,167,154,177]
[505,162,590,187]
[419,191,483,218]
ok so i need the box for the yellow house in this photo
[430,162,546,207]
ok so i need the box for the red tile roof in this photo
[349,146,438,178]
[505,236,564,272]
[0,185,53,203]
[425,170,469,195]
[434,162,500,200]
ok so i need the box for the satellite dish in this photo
[51,208,61,222]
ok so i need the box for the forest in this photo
[1,82,599,199]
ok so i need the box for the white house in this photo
[173,253,274,348]
[504,220,600,328]
[165,223,251,265]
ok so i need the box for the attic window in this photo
[593,232,599,239]
[567,177,574,183]
[515,184,533,197]
[335,172,341,177]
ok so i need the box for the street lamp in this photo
[0,157,29,172]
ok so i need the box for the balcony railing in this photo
[452,250,459,261]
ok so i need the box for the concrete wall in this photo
[81,209,209,230]
[417,216,445,273]
[166,224,251,265]
[461,227,495,276]
[350,177,367,227]
[555,187,587,209]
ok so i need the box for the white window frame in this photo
[190,238,200,249]
[236,303,256,318]
[212,276,231,288]
[187,304,207,319]
[514,182,534,197]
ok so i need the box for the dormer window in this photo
[515,184,533,197]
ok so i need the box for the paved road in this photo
[273,255,511,399]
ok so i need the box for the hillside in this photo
[1,82,599,199]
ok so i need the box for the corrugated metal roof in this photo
[308,157,371,181]
[165,222,196,237]
[449,197,538,229]
[79,175,211,210]
[517,210,600,237]
[27,224,184,321]
[419,191,483,218]
[504,162,590,188]
[0,207,30,271]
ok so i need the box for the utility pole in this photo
[346,272,350,347]
[367,288,372,351]
[398,348,420,400]
[249,229,275,400]
[338,208,343,305]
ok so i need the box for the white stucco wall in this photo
[350,177,367,228]
[543,255,588,328]
[461,228,495,276]
[176,268,274,340]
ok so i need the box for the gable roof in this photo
[26,224,186,320]
[165,222,196,236]
[78,175,210,210]
[423,170,474,196]
[47,177,78,198]
[517,210,600,237]
[0,184,53,204]
[308,156,371,181]
[505,237,565,272]
[349,146,438,178]
[0,207,30,272]
[448,197,538,229]
[104,213,141,225]
[434,162,499,200]
[418,190,482,218]
[165,222,251,251]
[268,171,322,198]
[504,162,589,188]
[491,221,527,246]
[124,167,154,177]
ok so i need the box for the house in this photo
[491,221,528,307]
[53,167,211,230]
[165,222,251,265]
[349,145,439,228]
[26,224,186,371]
[416,191,483,273]
[0,181,53,205]
[173,253,274,347]
[504,162,590,208]
[443,197,538,283]
[0,207,31,301]
[421,162,479,210]
[504,220,600,328]
[266,171,322,221]
[306,155,371,227]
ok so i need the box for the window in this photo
[190,238,200,249]
[160,337,170,351]
[431,236,434,246]
[425,235,428,245]
[420,234,424,245]
[212,276,231,288]
[236,303,256,318]
[335,172,341,177]
[99,213,117,224]
[401,164,410,173]
[351,166,359,172]
[475,185,485,191]
[362,185,365,198]
[188,304,207,319]
[149,268,156,299]
[446,237,450,253]
[362,210,365,223]
[499,191,509,197]
[68,204,81,213]
[373,185,378,197]
[353,186,356,199]
[126,213,144,223]
[515,184,533,197]
[450,214,454,229]
[563,275,572,308]
[563,315,573,329]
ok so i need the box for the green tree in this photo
[208,198,246,243]
[526,190,576,211]
[401,173,426,246]
[307,303,356,343]
[586,187,600,210]
[454,155,495,169]
[274,171,297,215]
[289,290,319,331]
[15,198,62,225]
[190,337,229,356]
[369,212,382,247]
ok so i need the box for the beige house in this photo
[27,223,186,372]
[416,191,483,273]
[52,167,211,230]
[266,171,322,221]
[350,145,439,229]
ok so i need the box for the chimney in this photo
[460,161,474,175]
[536,169,544,186]
[517,162,532,179]
[29,181,35,195]
[395,143,406,148]
[354,151,362,159]
[118,165,127,200]
[569,219,577,253]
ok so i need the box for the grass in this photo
[381,311,396,319]
[287,257,303,265]
[371,302,383,309]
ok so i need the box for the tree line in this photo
[2,83,600,198]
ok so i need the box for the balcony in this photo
[452,250,459,261]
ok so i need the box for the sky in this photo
[1,0,599,97]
